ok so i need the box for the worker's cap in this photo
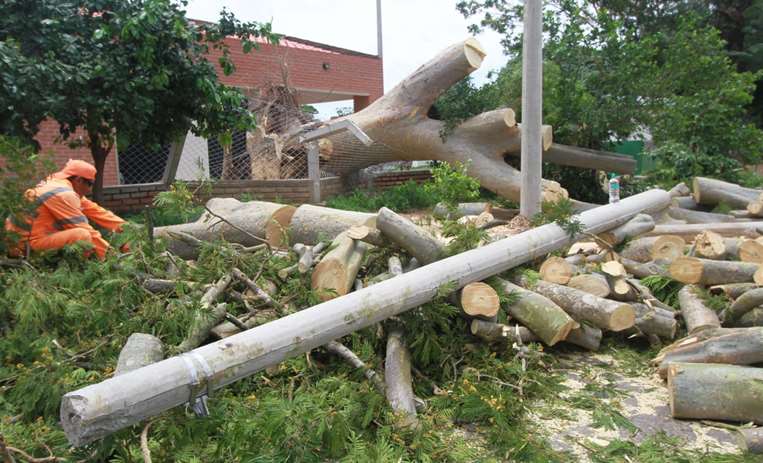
[52,159,97,181]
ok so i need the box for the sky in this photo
[185,0,508,120]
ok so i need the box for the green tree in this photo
[0,0,277,200]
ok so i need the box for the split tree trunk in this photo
[316,39,567,202]
[154,199,296,258]
[668,363,763,424]
[669,257,763,285]
[59,189,670,446]
[693,177,762,209]
[312,231,367,301]
[376,207,444,265]
[521,279,635,332]
[385,329,418,426]
[495,279,578,345]
[678,285,721,335]
[115,334,164,377]
[655,327,763,378]
[289,204,376,246]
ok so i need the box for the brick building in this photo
[34,31,384,186]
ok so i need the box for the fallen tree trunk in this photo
[521,279,635,332]
[289,204,376,246]
[667,207,736,224]
[470,319,539,344]
[693,177,762,209]
[154,199,295,258]
[385,329,418,426]
[114,334,164,377]
[599,213,654,245]
[667,363,763,424]
[495,279,578,345]
[312,232,367,301]
[646,222,763,241]
[669,257,763,285]
[564,323,603,351]
[721,288,763,325]
[60,189,670,446]
[655,327,763,378]
[376,207,445,265]
[541,143,636,174]
[677,285,720,335]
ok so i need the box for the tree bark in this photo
[669,183,691,197]
[59,189,670,446]
[567,273,611,298]
[667,363,763,424]
[672,196,707,211]
[629,302,677,340]
[377,207,444,265]
[385,328,418,426]
[669,257,763,285]
[115,334,164,376]
[667,207,736,224]
[655,327,763,378]
[521,278,635,331]
[599,213,654,245]
[177,274,233,352]
[736,307,763,327]
[495,279,578,345]
[539,256,578,284]
[326,340,385,395]
[620,237,663,263]
[645,222,763,241]
[289,204,376,246]
[154,199,296,258]
[693,177,762,209]
[708,283,760,299]
[312,231,367,301]
[470,319,539,344]
[210,309,278,339]
[721,288,763,325]
[738,428,763,454]
[564,323,603,351]
[678,285,721,335]
[620,258,669,278]
[459,282,500,319]
[542,143,636,174]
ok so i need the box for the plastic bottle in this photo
[608,174,620,204]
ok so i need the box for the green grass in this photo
[326,180,439,212]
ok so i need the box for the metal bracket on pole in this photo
[298,120,374,204]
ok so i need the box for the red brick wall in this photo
[370,170,433,189]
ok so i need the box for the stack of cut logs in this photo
[67,178,763,451]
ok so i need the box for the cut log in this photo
[59,189,670,446]
[747,201,763,217]
[694,231,730,260]
[115,334,164,377]
[669,183,691,198]
[521,279,635,332]
[630,302,677,340]
[646,222,763,241]
[154,199,295,258]
[721,288,763,324]
[738,428,763,454]
[177,274,233,352]
[651,235,686,261]
[610,277,638,302]
[669,257,763,285]
[346,225,389,247]
[459,282,500,319]
[539,256,577,284]
[385,329,417,425]
[601,261,627,278]
[433,202,491,220]
[326,340,385,395]
[541,143,636,174]
[495,279,578,345]
[599,213,654,245]
[298,242,327,273]
[565,254,586,266]
[672,196,706,211]
[667,207,736,224]
[312,231,367,301]
[678,285,721,335]
[567,241,601,256]
[621,258,669,278]
[708,283,760,299]
[693,177,762,209]
[736,307,763,327]
[739,239,763,264]
[470,319,539,344]
[651,208,687,225]
[567,273,610,298]
[564,323,603,351]
[289,204,376,246]
[668,363,763,424]
[621,237,662,263]
[377,207,444,265]
[655,327,763,378]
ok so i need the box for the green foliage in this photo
[430,76,502,140]
[151,181,209,226]
[442,221,489,256]
[423,161,481,208]
[325,180,439,213]
[530,198,583,238]
[587,432,760,463]
[0,136,56,254]
[641,276,682,308]
[0,0,278,196]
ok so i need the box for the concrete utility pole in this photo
[520,0,543,217]
[376,0,383,58]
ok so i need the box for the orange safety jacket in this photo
[5,177,125,259]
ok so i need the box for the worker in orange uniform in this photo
[5,159,127,259]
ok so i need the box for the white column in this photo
[520,0,543,217]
